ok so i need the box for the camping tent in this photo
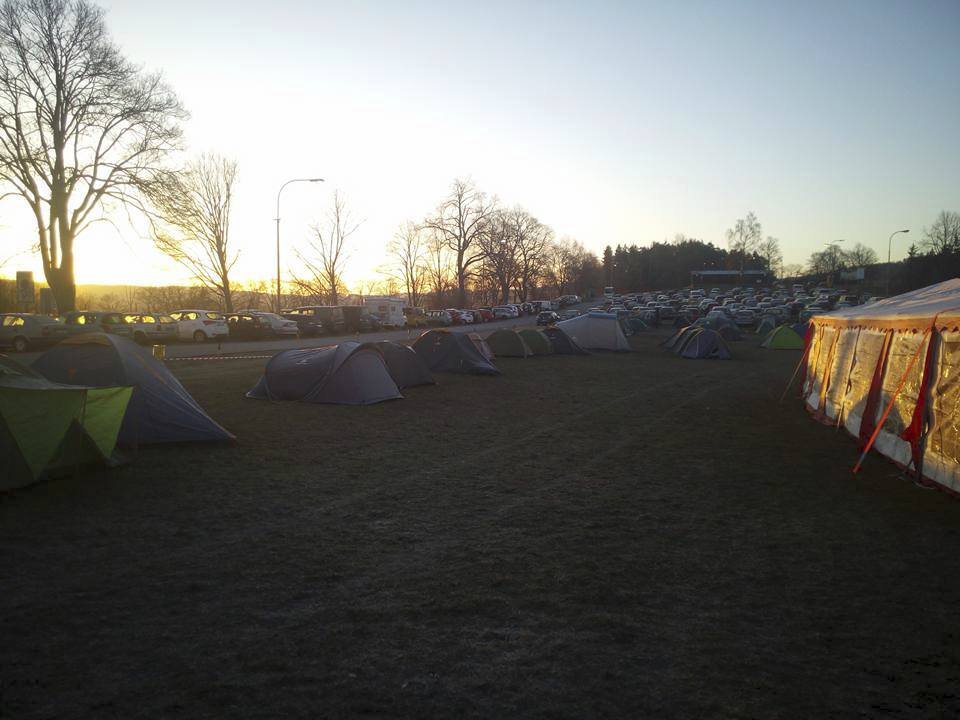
[468,333,495,361]
[542,327,589,355]
[678,328,732,359]
[1,356,131,490]
[33,334,233,445]
[359,341,434,389]
[717,324,742,342]
[555,312,631,351]
[756,316,778,336]
[802,278,960,495]
[486,329,533,357]
[663,326,700,351]
[762,325,804,349]
[247,342,403,404]
[696,314,738,333]
[517,328,553,355]
[412,330,499,375]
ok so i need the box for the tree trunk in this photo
[222,276,233,313]
[45,264,76,313]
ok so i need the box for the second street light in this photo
[276,177,324,312]
[886,228,910,296]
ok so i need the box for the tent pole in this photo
[779,342,813,404]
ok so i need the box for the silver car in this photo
[124,313,179,344]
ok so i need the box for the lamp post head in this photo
[309,178,325,183]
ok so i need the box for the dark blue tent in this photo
[359,341,434,389]
[412,330,499,375]
[32,334,233,445]
[247,342,403,404]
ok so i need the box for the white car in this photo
[244,311,299,337]
[169,309,229,342]
[492,306,516,319]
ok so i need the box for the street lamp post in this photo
[276,177,324,312]
[886,229,910,296]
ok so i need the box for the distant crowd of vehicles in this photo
[0,295,583,353]
[597,284,883,328]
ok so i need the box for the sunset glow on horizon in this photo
[1,0,957,290]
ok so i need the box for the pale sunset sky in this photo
[1,0,958,290]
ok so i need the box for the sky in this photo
[1,0,958,290]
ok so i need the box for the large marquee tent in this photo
[802,279,960,495]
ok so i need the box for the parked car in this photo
[123,313,179,344]
[339,305,382,333]
[734,309,757,327]
[243,311,299,337]
[61,311,132,337]
[445,309,473,325]
[426,310,453,326]
[281,309,325,337]
[0,313,69,352]
[169,309,229,342]
[492,306,517,319]
[475,308,494,323]
[225,312,273,340]
[537,311,560,326]
[285,306,344,335]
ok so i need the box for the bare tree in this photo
[424,228,453,307]
[0,0,186,311]
[843,242,878,267]
[545,237,584,296]
[807,244,846,276]
[758,236,783,277]
[508,208,553,302]
[148,154,238,311]
[292,190,358,306]
[477,209,516,304]
[921,210,960,255]
[383,221,426,307]
[423,178,496,306]
[725,211,763,280]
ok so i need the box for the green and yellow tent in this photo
[485,329,533,358]
[761,325,805,349]
[517,328,553,355]
[0,356,131,490]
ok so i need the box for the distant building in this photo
[689,269,769,287]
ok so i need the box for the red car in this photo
[476,308,494,323]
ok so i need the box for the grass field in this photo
[2,329,959,718]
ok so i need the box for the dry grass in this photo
[2,330,959,719]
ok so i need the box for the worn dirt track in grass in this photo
[2,331,959,719]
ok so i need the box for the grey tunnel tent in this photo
[412,330,499,375]
[358,341,434,389]
[32,334,233,445]
[247,342,403,404]
[541,327,589,355]
[555,312,631,351]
